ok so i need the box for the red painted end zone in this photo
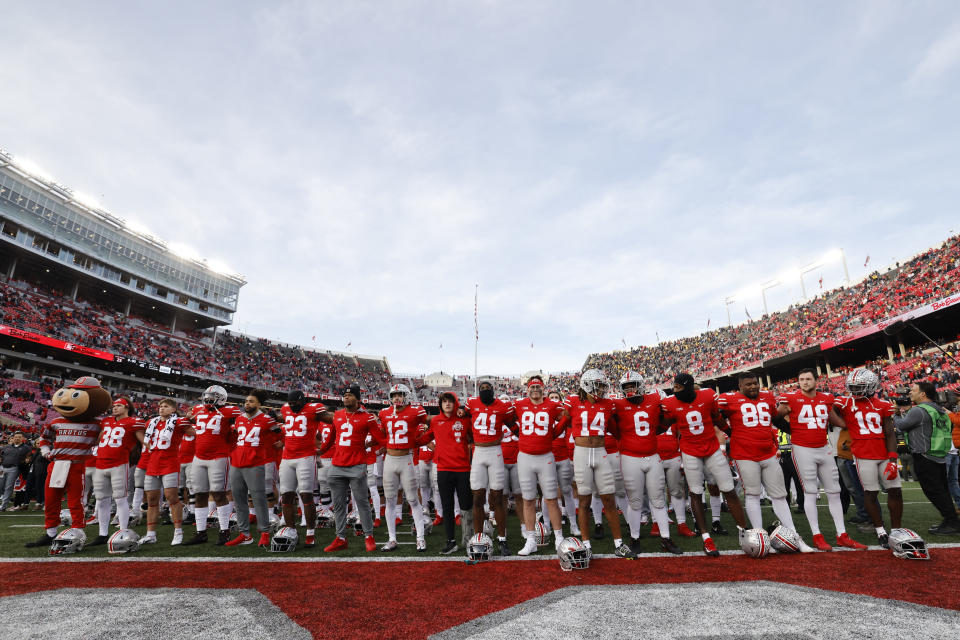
[5,550,958,639]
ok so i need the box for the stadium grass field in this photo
[2,482,958,558]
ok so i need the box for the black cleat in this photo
[498,540,510,557]
[660,537,683,555]
[440,540,458,555]
[711,521,729,536]
[25,534,55,548]
[217,529,231,546]
[183,513,196,526]
[88,535,109,547]
[593,523,605,540]
[630,537,644,555]
[183,531,208,546]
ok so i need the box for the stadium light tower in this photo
[760,280,780,315]
[724,296,736,326]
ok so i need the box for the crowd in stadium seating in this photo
[584,235,960,387]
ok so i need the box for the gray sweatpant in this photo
[230,465,270,534]
[329,463,373,538]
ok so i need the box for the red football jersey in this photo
[514,398,566,455]
[563,396,617,438]
[718,391,778,462]
[145,415,192,476]
[613,394,661,458]
[378,404,428,450]
[95,416,145,469]
[501,426,519,464]
[657,425,681,460]
[552,433,571,461]
[280,402,328,460]
[192,405,242,460]
[834,396,895,460]
[778,390,834,448]
[321,408,383,467]
[418,444,435,463]
[231,411,281,468]
[420,413,471,472]
[465,397,516,445]
[318,423,334,460]
[661,389,721,458]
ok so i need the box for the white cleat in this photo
[416,537,426,552]
[138,535,157,545]
[171,530,183,546]
[517,537,538,556]
[798,540,815,553]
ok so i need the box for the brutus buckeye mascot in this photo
[25,376,111,552]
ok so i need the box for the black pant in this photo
[779,449,802,504]
[912,454,960,524]
[437,470,473,541]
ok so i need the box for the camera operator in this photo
[894,381,960,535]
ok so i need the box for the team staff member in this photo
[418,391,473,554]
[894,381,960,535]
[319,384,381,553]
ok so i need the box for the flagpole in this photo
[474,284,479,395]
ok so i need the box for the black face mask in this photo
[287,391,305,413]
[479,388,495,404]
[675,387,696,403]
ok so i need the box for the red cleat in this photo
[703,537,719,557]
[650,523,660,537]
[324,536,348,552]
[677,523,696,538]
[373,518,381,528]
[224,533,253,547]
[258,531,270,548]
[365,535,377,552]
[812,533,832,551]
[432,514,443,527]
[455,514,462,526]
[304,534,315,548]
[836,533,868,550]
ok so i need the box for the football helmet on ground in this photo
[557,537,591,571]
[270,526,298,552]
[467,533,493,562]
[888,528,930,560]
[107,529,140,554]
[50,528,86,556]
[740,528,771,558]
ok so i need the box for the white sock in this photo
[131,488,144,511]
[803,492,821,535]
[47,527,58,537]
[701,532,710,541]
[370,489,381,519]
[771,497,795,531]
[563,487,577,525]
[520,523,528,537]
[875,526,886,536]
[651,505,671,538]
[218,503,232,531]
[306,528,315,536]
[117,500,130,530]
[143,530,156,539]
[826,492,846,535]
[385,501,397,541]
[615,495,629,516]
[591,496,603,525]
[583,539,591,549]
[97,499,111,536]
[710,495,722,522]
[195,506,209,532]
[554,529,563,544]
[745,495,763,530]
[627,506,642,539]
[613,537,622,548]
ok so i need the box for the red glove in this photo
[883,460,899,481]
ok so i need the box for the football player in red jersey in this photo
[777,368,863,551]
[319,384,382,553]
[661,373,747,557]
[461,380,516,556]
[613,373,682,555]
[89,398,145,546]
[719,374,813,552]
[514,377,567,555]
[378,384,429,552]
[184,385,243,546]
[279,389,333,549]
[140,398,195,546]
[564,369,635,559]
[225,390,283,548]
[834,368,902,549]
[657,420,694,538]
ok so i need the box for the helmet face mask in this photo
[889,528,930,560]
[467,533,493,562]
[202,385,228,407]
[619,371,645,398]
[269,526,298,552]
[580,369,610,399]
[845,368,879,398]
[558,537,590,571]
[389,384,410,406]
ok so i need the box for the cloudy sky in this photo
[2,2,959,376]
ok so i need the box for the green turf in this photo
[3,482,958,559]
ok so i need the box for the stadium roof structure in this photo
[0,148,245,328]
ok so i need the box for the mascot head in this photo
[52,376,112,421]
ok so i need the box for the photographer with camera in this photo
[894,381,960,535]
